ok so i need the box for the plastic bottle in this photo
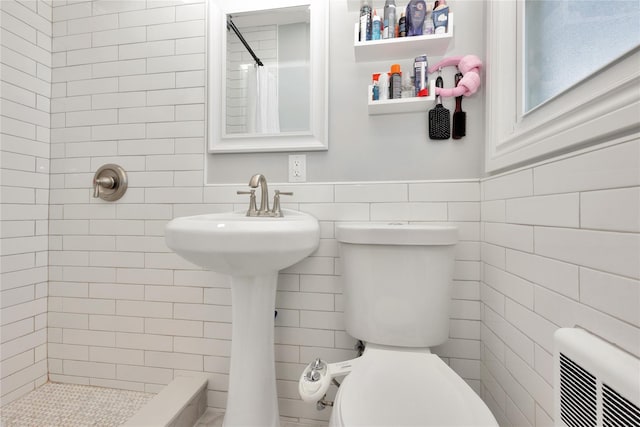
[372,73,380,101]
[406,0,427,36]
[401,73,414,98]
[398,12,406,37]
[424,11,435,34]
[383,0,396,39]
[378,72,389,100]
[432,4,449,34]
[413,54,428,96]
[390,64,401,99]
[360,1,372,41]
[372,10,381,40]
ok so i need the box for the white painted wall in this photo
[0,0,51,406]
[207,0,487,183]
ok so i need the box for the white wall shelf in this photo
[368,79,436,115]
[354,14,453,62]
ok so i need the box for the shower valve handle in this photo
[93,176,115,198]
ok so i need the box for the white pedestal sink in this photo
[165,209,319,426]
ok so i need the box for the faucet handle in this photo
[237,190,258,216]
[272,190,293,217]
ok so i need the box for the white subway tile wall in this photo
[479,139,640,427]
[0,0,51,406]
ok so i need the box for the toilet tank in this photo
[336,223,458,348]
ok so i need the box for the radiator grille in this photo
[560,353,597,427]
[603,383,640,427]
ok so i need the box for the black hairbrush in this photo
[428,76,450,140]
[452,72,466,139]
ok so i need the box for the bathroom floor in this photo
[0,382,154,426]
[194,408,328,427]
[1,383,327,427]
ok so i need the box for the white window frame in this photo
[484,1,640,173]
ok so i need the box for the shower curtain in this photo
[246,64,280,134]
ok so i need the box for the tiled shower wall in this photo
[479,138,640,426]
[0,0,51,406]
[46,0,482,421]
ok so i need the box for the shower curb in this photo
[123,375,209,427]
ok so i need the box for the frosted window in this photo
[524,0,640,112]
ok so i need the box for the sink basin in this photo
[164,209,319,426]
[165,209,320,275]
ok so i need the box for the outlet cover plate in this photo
[288,155,306,182]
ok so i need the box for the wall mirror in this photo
[208,0,329,153]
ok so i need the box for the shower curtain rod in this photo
[227,16,264,67]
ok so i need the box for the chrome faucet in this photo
[249,173,270,214]
[237,174,293,217]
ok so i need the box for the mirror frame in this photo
[207,0,329,153]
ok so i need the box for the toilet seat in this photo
[330,346,497,427]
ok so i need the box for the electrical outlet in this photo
[288,154,306,182]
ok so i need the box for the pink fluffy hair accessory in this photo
[427,54,482,98]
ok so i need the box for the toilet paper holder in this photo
[93,164,128,201]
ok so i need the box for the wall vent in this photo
[603,384,640,427]
[559,353,597,426]
[554,328,640,427]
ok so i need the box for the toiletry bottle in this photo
[406,0,427,36]
[422,6,437,34]
[390,64,401,99]
[360,1,372,41]
[432,3,449,34]
[401,73,414,98]
[398,12,406,37]
[413,55,428,96]
[372,10,381,40]
[383,0,396,39]
[424,10,435,34]
[378,72,390,100]
[372,73,380,101]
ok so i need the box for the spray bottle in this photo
[390,64,401,99]
[383,0,396,39]
[372,10,381,40]
[360,0,372,41]
[378,72,389,100]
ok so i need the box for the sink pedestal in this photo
[223,273,280,427]
[164,209,319,426]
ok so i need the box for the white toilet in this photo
[299,223,498,426]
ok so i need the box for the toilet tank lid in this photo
[336,223,458,245]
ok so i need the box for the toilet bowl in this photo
[298,223,497,426]
[330,345,496,426]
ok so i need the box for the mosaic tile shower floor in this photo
[0,382,154,427]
